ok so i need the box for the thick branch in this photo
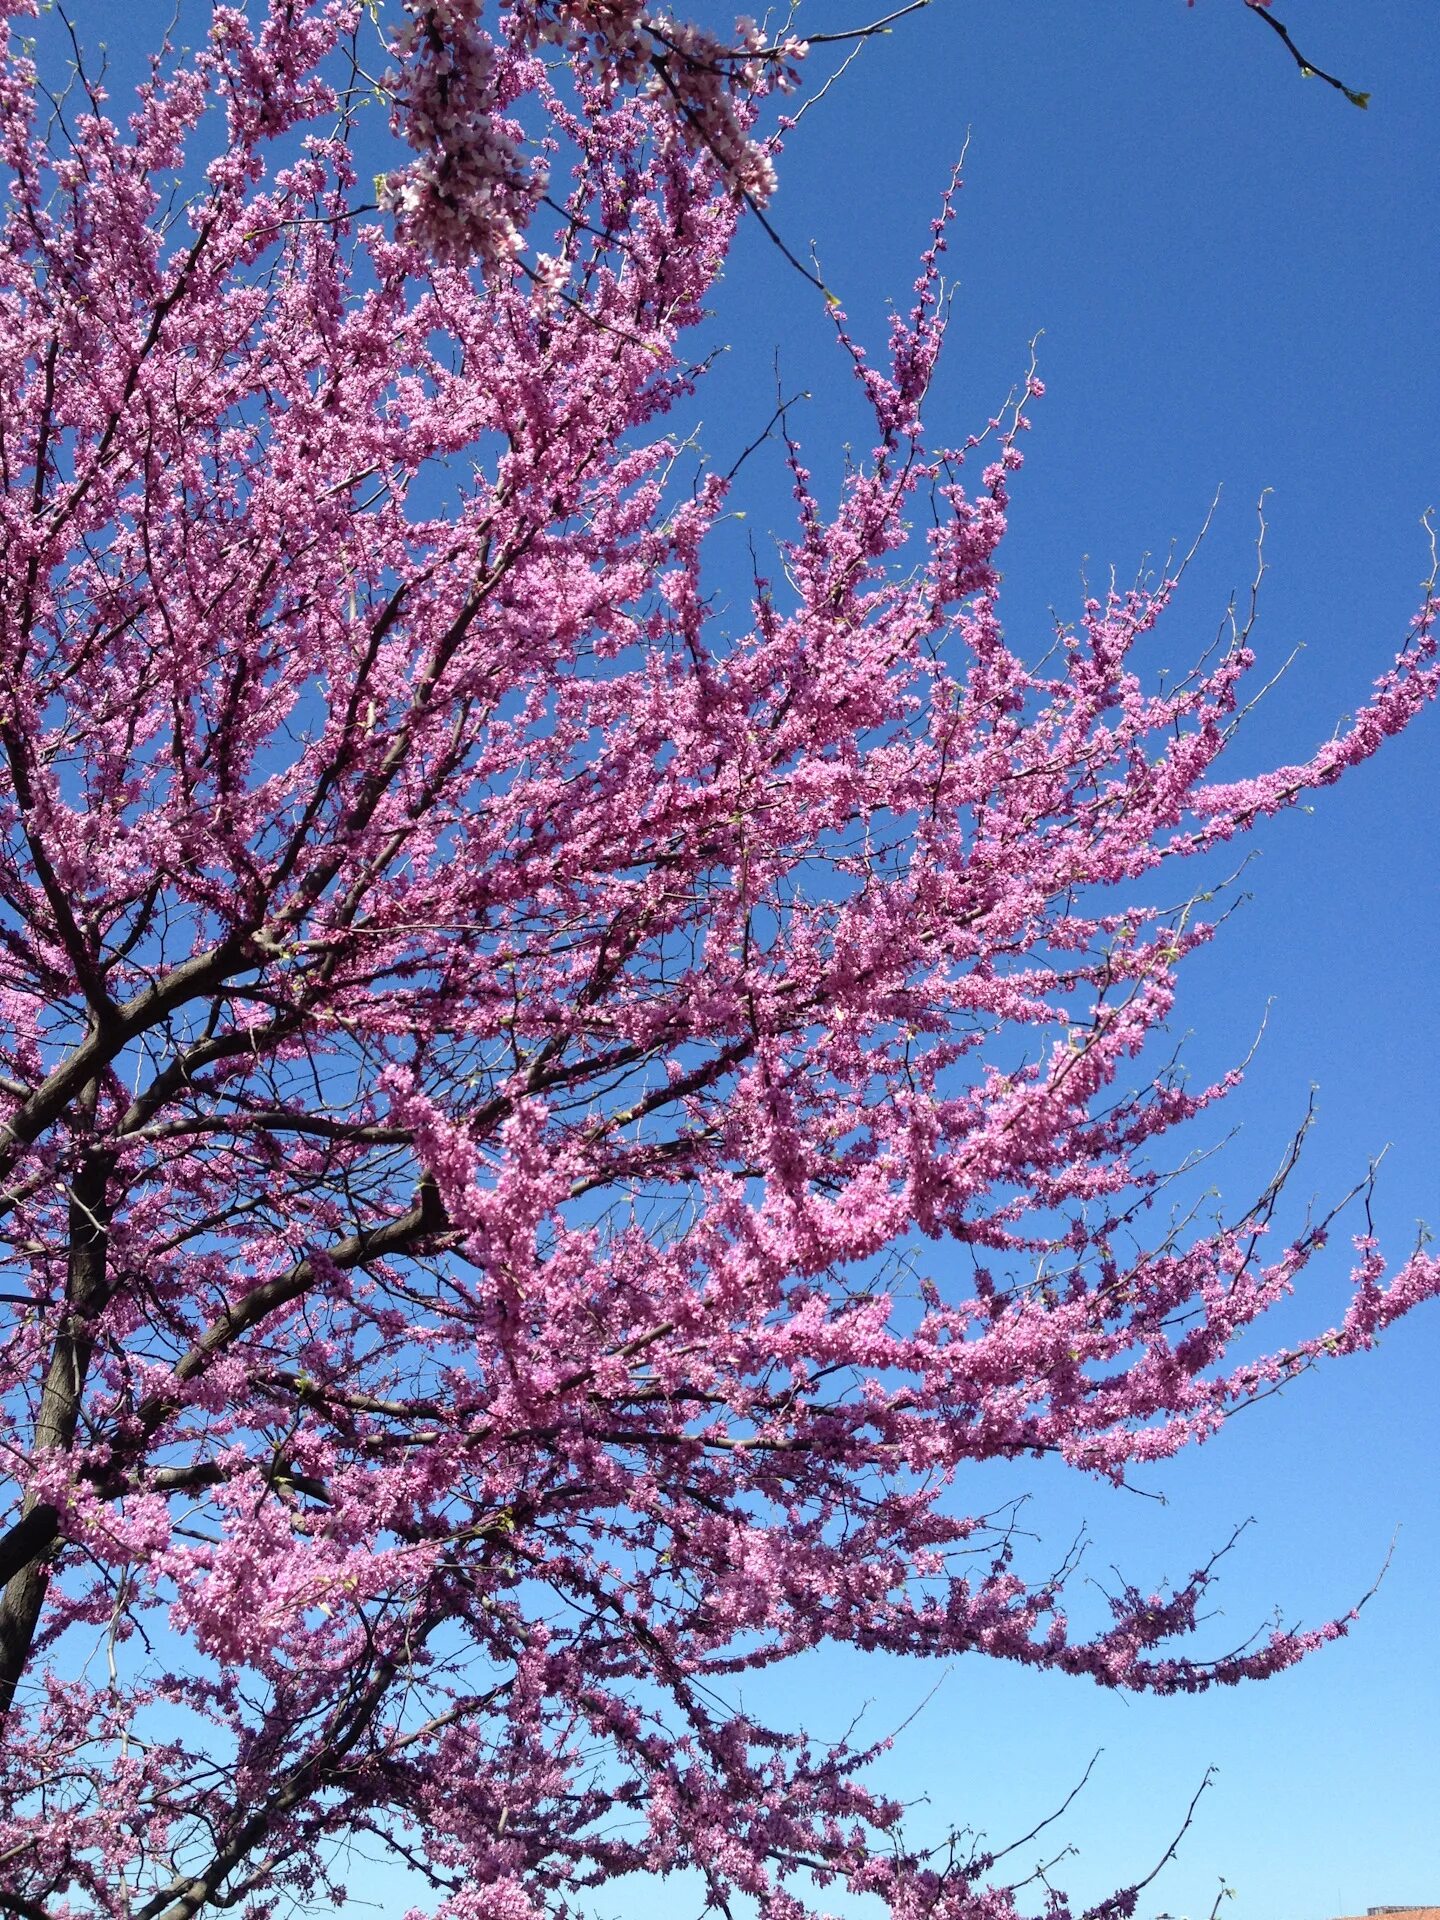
[0,1143,113,1723]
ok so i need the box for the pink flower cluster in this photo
[382,0,803,263]
[381,1,540,269]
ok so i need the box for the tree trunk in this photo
[0,1146,113,1726]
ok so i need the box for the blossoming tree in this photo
[0,3,1432,1918]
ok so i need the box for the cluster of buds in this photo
[527,2,806,204]
[381,0,542,269]
[647,13,797,205]
[538,0,650,73]
[383,0,806,268]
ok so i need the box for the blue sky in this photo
[39,4,1438,1917]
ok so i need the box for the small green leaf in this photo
[1347,89,1371,110]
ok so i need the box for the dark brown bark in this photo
[0,1145,113,1726]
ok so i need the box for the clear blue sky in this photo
[52,5,1440,1918]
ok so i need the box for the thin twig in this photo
[1246,3,1370,108]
